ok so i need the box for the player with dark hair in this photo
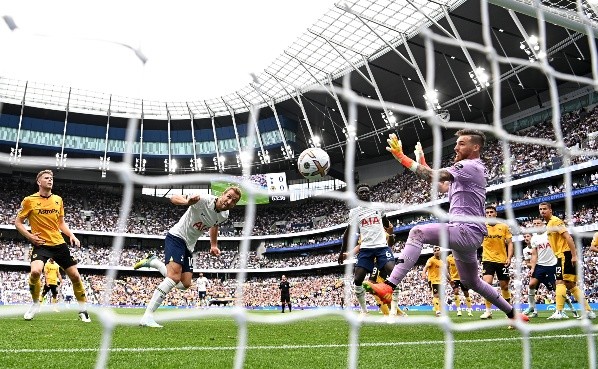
[479,205,513,319]
[539,202,595,319]
[364,130,528,325]
[196,272,210,308]
[40,258,63,311]
[338,183,395,316]
[422,246,443,316]
[136,186,241,327]
[279,275,291,313]
[15,169,91,322]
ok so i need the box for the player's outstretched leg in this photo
[363,281,393,305]
[456,259,528,327]
[134,255,187,291]
[364,225,429,304]
[133,254,159,270]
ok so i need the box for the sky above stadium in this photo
[0,0,335,101]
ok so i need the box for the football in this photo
[297,147,330,179]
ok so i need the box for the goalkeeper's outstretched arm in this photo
[386,134,453,189]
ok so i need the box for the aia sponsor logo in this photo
[360,217,380,227]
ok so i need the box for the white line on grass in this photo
[0,333,595,354]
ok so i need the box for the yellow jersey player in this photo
[480,205,513,319]
[40,258,63,311]
[422,246,443,316]
[446,252,473,316]
[540,202,595,320]
[15,169,91,322]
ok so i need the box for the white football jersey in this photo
[530,232,557,266]
[63,283,74,296]
[196,276,209,292]
[348,206,387,249]
[169,194,229,252]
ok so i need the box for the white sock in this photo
[145,278,176,315]
[528,288,536,310]
[149,259,185,290]
[564,296,574,310]
[354,284,367,313]
[78,301,87,312]
[390,289,400,316]
[149,258,167,276]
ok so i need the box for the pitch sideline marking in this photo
[0,333,595,354]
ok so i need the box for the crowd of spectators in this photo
[1,198,598,271]
[0,108,595,237]
[2,106,598,310]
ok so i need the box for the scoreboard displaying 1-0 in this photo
[210,172,289,205]
[266,172,289,203]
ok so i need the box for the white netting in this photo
[2,1,598,368]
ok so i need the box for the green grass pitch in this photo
[0,308,595,369]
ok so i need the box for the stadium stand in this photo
[1,106,598,311]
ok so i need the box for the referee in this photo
[279,275,291,313]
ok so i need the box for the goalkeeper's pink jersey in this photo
[446,158,487,235]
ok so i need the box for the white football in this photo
[297,148,330,179]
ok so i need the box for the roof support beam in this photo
[263,70,320,147]
[489,0,598,37]
[186,102,200,171]
[336,3,415,69]
[204,101,222,171]
[308,29,375,88]
[137,101,145,172]
[221,97,243,170]
[56,87,70,168]
[284,51,334,96]
[237,93,269,164]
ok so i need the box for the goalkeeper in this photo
[364,130,527,324]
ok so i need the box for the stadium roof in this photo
[0,0,467,119]
[1,0,598,174]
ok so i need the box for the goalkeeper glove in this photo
[386,134,418,172]
[414,141,430,168]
